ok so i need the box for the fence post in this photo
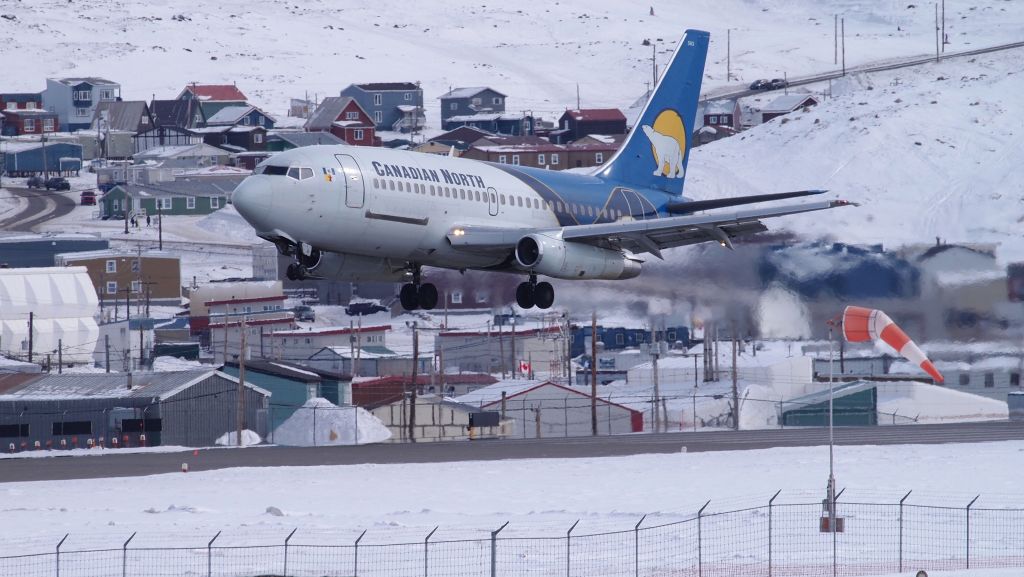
[634,515,646,577]
[353,529,366,577]
[490,521,508,577]
[55,533,68,577]
[768,490,781,577]
[207,531,221,577]
[565,519,579,577]
[283,528,297,577]
[832,488,844,577]
[697,500,710,577]
[122,532,136,577]
[898,491,911,573]
[424,526,438,577]
[966,495,979,569]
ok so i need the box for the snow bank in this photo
[271,398,391,446]
[152,356,205,372]
[876,381,1008,424]
[215,429,263,446]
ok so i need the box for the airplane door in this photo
[335,154,365,208]
[486,187,499,216]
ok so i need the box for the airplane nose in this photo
[233,176,271,228]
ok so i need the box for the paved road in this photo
[3,420,1023,483]
[0,185,77,232]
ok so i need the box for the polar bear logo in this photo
[642,124,685,178]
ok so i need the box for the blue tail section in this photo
[598,29,709,196]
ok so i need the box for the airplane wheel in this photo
[418,283,438,310]
[400,283,420,310]
[534,282,554,309]
[286,263,300,281]
[515,282,535,309]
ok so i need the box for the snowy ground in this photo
[3,440,1023,557]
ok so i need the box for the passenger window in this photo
[474,191,481,202]
[300,168,314,180]
[389,181,395,191]
[445,189,450,198]
[500,195,506,205]
[557,202,564,212]
[490,193,497,203]
[430,185,436,196]
[460,189,466,200]
[373,178,379,188]
[517,197,523,207]
[287,167,300,180]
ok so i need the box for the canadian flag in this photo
[519,360,531,374]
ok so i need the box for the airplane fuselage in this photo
[235,144,676,274]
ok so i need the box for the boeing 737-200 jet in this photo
[232,29,853,311]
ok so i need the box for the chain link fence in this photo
[3,498,1023,577]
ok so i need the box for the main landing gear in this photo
[399,268,438,311]
[285,243,321,281]
[516,274,554,310]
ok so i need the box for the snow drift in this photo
[271,398,391,446]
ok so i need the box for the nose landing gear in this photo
[285,242,322,281]
[399,267,439,310]
[515,274,554,310]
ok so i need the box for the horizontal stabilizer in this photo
[666,189,828,215]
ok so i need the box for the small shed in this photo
[456,380,643,439]
[0,370,270,449]
[369,393,501,442]
[222,360,335,429]
[780,381,878,426]
[1009,392,1024,422]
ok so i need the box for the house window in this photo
[99,89,115,101]
[493,97,502,105]
[106,281,118,294]
[26,102,36,110]
[254,133,263,144]
[512,155,520,165]
[131,280,141,293]
[958,374,969,386]
[498,155,507,164]
[1011,373,1020,387]
[449,102,457,110]
[615,333,624,345]
[106,260,117,273]
[354,129,364,140]
[476,292,488,303]
[551,153,560,165]
[257,115,265,126]
[537,154,546,165]
[709,115,718,124]
[23,118,35,132]
[404,92,412,101]
[451,290,462,304]
[346,111,359,120]
[374,111,382,123]
[130,260,140,273]
[243,116,251,126]
[187,197,196,209]
[76,107,90,117]
[5,102,15,110]
[159,198,172,210]
[373,93,382,105]
[472,97,481,106]
[595,152,604,164]
[53,421,92,435]
[73,90,91,101]
[984,373,995,387]
[42,118,54,132]
[112,199,120,211]
[210,197,220,209]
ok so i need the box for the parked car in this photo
[769,78,788,90]
[26,175,44,189]
[748,79,770,90]
[293,305,316,322]
[80,190,97,205]
[44,177,70,191]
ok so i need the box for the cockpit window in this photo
[287,167,301,180]
[262,165,289,176]
[300,167,314,180]
[259,165,313,180]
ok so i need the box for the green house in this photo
[100,178,240,218]
[780,381,879,427]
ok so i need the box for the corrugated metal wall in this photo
[160,373,269,446]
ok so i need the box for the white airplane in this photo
[233,29,853,311]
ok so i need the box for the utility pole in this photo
[726,29,731,82]
[356,315,362,377]
[941,0,946,52]
[651,41,657,87]
[237,317,247,446]
[510,315,517,378]
[123,287,131,370]
[590,311,597,436]
[934,4,940,62]
[157,203,163,250]
[841,18,846,75]
[651,324,660,433]
[40,134,48,179]
[498,321,505,378]
[105,334,110,373]
[27,312,34,363]
[57,338,62,374]
[409,321,418,443]
[731,327,739,431]
[349,321,356,378]
[834,14,838,65]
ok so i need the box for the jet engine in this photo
[515,233,642,280]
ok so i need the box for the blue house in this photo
[759,242,920,300]
[222,360,340,430]
[442,112,535,135]
[338,82,424,132]
[439,87,506,125]
[1,141,83,176]
[570,326,691,357]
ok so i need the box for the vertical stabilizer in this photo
[598,30,709,196]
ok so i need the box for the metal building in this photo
[0,370,270,449]
[780,381,879,427]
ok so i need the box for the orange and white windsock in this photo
[842,306,943,383]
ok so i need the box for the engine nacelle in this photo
[515,233,642,280]
[306,250,407,282]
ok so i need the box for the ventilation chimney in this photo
[127,372,133,390]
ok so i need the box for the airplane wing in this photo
[446,199,856,259]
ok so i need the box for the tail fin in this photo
[598,29,709,196]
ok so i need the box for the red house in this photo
[304,96,377,146]
[552,108,627,143]
[1,109,59,136]
[176,83,248,103]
